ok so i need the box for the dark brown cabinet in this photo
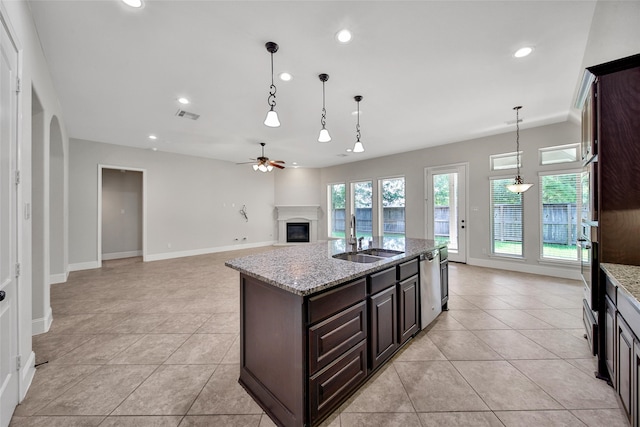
[369,285,397,370]
[239,255,427,427]
[619,313,634,421]
[605,295,616,386]
[398,275,419,344]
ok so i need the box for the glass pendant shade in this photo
[252,164,259,171]
[258,164,268,172]
[264,108,280,127]
[318,127,331,143]
[267,165,274,172]
[353,141,365,153]
[506,176,533,193]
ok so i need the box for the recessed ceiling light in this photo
[148,135,157,140]
[151,147,158,151]
[514,47,533,58]
[122,0,143,8]
[178,97,190,105]
[346,148,353,152]
[279,72,292,82]
[336,29,352,44]
[292,162,298,165]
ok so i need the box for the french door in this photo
[0,11,20,427]
[426,164,467,263]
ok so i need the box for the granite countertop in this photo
[225,237,444,296]
[601,263,640,302]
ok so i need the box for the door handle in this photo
[0,290,5,301]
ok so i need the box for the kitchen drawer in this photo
[308,278,366,324]
[309,339,367,424]
[397,258,418,281]
[607,274,617,304]
[308,301,367,375]
[583,299,598,356]
[618,290,640,340]
[368,267,396,295]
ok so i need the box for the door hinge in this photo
[15,170,20,185]
[15,263,20,278]
[15,355,21,371]
[16,77,21,93]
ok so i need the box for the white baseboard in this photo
[145,241,276,262]
[49,271,68,284]
[68,260,101,272]
[102,250,142,261]
[466,256,581,280]
[32,306,53,336]
[19,351,36,401]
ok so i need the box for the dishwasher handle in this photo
[420,249,439,262]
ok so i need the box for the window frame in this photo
[350,180,374,239]
[377,175,406,239]
[490,175,525,259]
[327,182,346,239]
[538,169,582,264]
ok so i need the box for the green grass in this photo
[494,241,578,260]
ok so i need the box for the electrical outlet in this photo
[482,247,487,254]
[167,243,172,249]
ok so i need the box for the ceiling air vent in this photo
[175,109,200,120]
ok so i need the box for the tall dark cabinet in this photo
[579,53,640,389]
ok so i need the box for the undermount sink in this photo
[360,248,404,258]
[332,252,383,263]
[332,248,404,263]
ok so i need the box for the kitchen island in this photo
[225,237,444,427]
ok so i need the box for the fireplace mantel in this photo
[275,205,321,245]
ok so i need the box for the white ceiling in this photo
[28,0,596,168]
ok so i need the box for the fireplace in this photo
[287,222,310,243]
[275,206,320,245]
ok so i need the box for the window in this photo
[491,177,523,257]
[539,143,580,165]
[328,183,345,238]
[490,152,520,171]
[540,172,581,261]
[380,177,405,238]
[352,181,373,239]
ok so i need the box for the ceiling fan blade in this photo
[270,163,285,169]
[271,160,285,164]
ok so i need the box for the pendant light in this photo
[263,42,280,127]
[353,95,364,153]
[506,106,533,193]
[317,74,331,142]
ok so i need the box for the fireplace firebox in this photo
[286,222,310,243]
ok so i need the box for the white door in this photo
[426,164,467,263]
[0,13,20,427]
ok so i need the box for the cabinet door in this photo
[619,314,633,421]
[605,295,616,387]
[634,340,640,427]
[398,275,419,345]
[440,260,449,309]
[369,286,397,370]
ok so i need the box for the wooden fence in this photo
[332,208,405,234]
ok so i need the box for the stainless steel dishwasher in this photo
[420,249,442,328]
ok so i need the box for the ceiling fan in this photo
[237,142,285,172]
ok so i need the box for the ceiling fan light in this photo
[258,164,268,172]
[253,164,259,171]
[318,128,331,143]
[353,141,365,153]
[264,109,280,127]
[267,165,274,172]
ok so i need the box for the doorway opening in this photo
[98,166,146,264]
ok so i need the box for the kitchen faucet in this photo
[348,214,358,251]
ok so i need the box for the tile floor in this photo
[9,247,630,426]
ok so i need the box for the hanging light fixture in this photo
[263,42,281,127]
[318,74,331,142]
[506,106,533,193]
[353,95,364,153]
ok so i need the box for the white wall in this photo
[274,168,321,206]
[101,168,142,259]
[69,139,276,268]
[2,0,70,401]
[317,121,582,279]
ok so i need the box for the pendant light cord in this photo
[514,106,522,179]
[321,81,327,128]
[268,51,276,108]
[356,100,361,142]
